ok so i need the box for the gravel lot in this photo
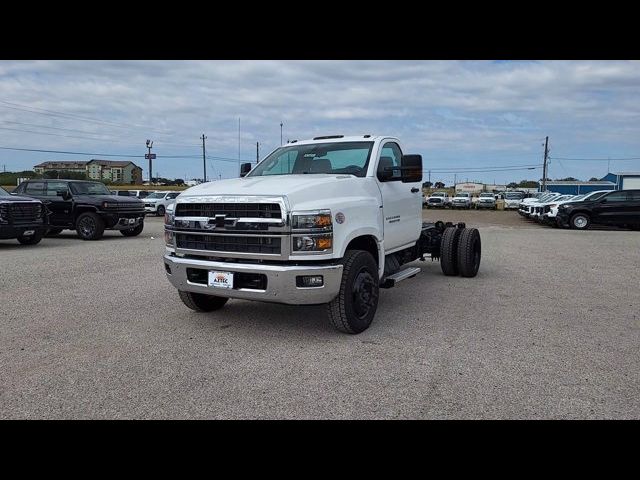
[1,212,638,419]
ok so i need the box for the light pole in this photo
[146,139,153,184]
[280,122,283,146]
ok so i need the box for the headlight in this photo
[292,234,333,252]
[164,202,175,226]
[291,210,332,231]
[291,210,332,253]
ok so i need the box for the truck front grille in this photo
[175,203,282,219]
[0,203,43,223]
[176,233,281,255]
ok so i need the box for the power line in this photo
[0,145,199,158]
[550,156,640,161]
[0,99,174,136]
[426,163,541,172]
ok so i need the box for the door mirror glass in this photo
[401,154,423,183]
[240,163,252,177]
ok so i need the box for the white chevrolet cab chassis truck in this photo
[163,135,481,334]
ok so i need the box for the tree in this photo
[555,177,580,181]
[507,182,519,189]
[422,181,433,188]
[434,181,445,189]
[589,177,599,181]
[517,180,539,188]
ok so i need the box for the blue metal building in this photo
[600,172,640,190]
[541,180,616,195]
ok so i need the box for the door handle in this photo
[411,188,420,193]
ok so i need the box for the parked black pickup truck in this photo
[13,179,145,240]
[0,186,48,244]
[556,189,640,230]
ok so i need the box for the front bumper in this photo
[164,254,344,305]
[0,223,47,240]
[104,214,145,230]
[476,202,496,209]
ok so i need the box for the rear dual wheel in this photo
[440,227,481,277]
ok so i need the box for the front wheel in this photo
[120,221,144,237]
[17,231,44,245]
[327,250,379,334]
[570,213,590,230]
[157,205,165,217]
[178,291,228,312]
[76,212,105,240]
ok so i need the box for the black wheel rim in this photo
[352,267,377,319]
[79,217,95,237]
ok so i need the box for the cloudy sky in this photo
[1,60,639,184]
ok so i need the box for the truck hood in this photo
[0,195,42,203]
[180,174,358,205]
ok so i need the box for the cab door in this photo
[592,191,629,225]
[44,181,74,226]
[375,141,422,251]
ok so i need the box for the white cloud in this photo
[1,60,639,182]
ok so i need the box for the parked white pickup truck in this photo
[163,135,481,334]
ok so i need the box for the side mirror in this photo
[401,154,423,183]
[240,163,252,177]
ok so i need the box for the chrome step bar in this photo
[380,267,421,289]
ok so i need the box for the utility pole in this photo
[201,134,207,182]
[428,169,431,186]
[542,136,549,192]
[280,122,283,146]
[146,139,153,184]
[256,142,259,163]
[238,117,241,176]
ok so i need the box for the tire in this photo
[45,228,64,237]
[75,212,105,240]
[157,205,165,217]
[17,230,44,245]
[457,228,481,277]
[440,227,461,276]
[120,221,144,237]
[178,290,228,312]
[570,213,591,230]
[327,250,379,334]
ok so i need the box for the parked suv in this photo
[14,179,146,240]
[0,186,48,245]
[556,189,640,230]
[144,191,181,216]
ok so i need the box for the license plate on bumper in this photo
[208,271,234,289]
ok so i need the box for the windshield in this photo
[248,141,374,177]
[456,193,470,198]
[0,186,9,196]
[69,182,112,195]
[480,193,493,198]
[505,192,524,199]
[146,192,165,199]
[432,192,446,197]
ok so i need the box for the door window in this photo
[24,182,45,195]
[45,182,69,196]
[603,191,628,202]
[377,142,403,181]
